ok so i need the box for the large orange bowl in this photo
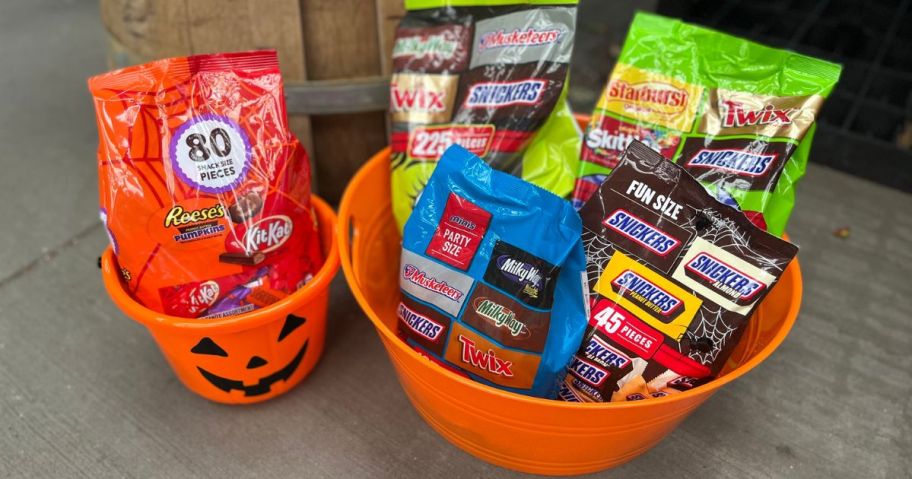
[337,149,802,475]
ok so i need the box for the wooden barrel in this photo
[100,0,405,203]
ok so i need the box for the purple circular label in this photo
[169,114,252,194]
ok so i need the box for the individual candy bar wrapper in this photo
[572,12,842,237]
[399,144,588,399]
[88,50,323,318]
[561,140,798,403]
[390,0,583,231]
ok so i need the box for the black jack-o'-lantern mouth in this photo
[190,314,309,397]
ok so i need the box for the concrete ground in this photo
[0,0,910,478]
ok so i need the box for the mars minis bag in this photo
[572,12,841,236]
[399,144,587,398]
[89,50,323,318]
[390,0,582,230]
[560,141,798,403]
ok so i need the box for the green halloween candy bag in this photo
[572,12,841,236]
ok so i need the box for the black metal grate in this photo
[657,0,912,192]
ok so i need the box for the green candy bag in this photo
[572,12,842,236]
[390,0,582,231]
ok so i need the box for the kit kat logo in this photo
[602,209,680,256]
[190,280,220,309]
[402,264,465,301]
[612,270,683,319]
[392,34,459,59]
[390,83,447,113]
[477,27,564,51]
[473,297,527,337]
[721,100,797,128]
[568,356,609,386]
[606,81,688,115]
[685,148,777,177]
[465,79,546,108]
[243,215,292,253]
[457,335,514,377]
[685,253,766,301]
[397,302,445,342]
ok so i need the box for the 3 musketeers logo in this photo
[402,264,465,301]
[477,27,565,51]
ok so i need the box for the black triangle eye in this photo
[278,314,306,341]
[191,337,228,357]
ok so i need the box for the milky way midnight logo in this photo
[483,240,558,309]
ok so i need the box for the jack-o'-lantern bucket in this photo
[337,147,803,475]
[101,197,340,404]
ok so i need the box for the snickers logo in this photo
[672,237,775,316]
[465,79,546,108]
[685,253,766,302]
[584,335,631,370]
[397,302,444,342]
[612,270,683,319]
[603,209,680,256]
[568,356,609,387]
[685,148,777,177]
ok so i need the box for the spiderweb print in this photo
[581,227,618,297]
[684,302,735,365]
[680,206,791,270]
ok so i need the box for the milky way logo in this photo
[483,241,557,309]
[392,34,459,59]
[496,256,543,295]
[473,297,527,337]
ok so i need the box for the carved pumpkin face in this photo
[190,314,309,397]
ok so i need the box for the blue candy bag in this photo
[398,144,587,398]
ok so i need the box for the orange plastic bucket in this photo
[102,197,340,405]
[337,150,803,475]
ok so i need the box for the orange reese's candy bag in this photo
[88,50,323,318]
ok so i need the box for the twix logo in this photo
[721,100,797,128]
[390,82,447,112]
[457,335,514,377]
